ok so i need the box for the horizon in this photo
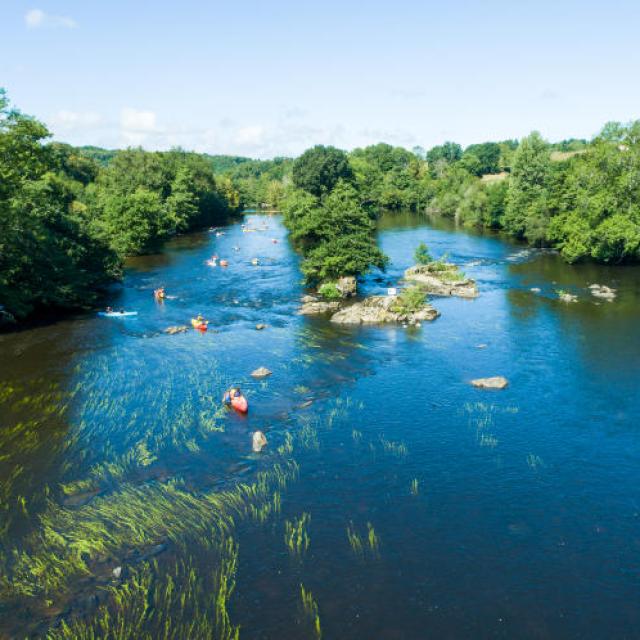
[2,0,640,159]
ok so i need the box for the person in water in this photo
[106,306,113,313]
[224,387,242,405]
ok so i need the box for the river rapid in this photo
[1,212,639,639]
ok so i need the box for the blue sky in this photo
[2,0,639,158]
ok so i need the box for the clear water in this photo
[1,213,639,638]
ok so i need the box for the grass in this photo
[410,478,419,496]
[284,513,310,557]
[346,521,380,559]
[390,287,427,314]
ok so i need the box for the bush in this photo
[391,287,426,313]
[414,242,432,264]
[318,282,342,299]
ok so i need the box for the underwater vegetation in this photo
[300,584,322,639]
[284,513,311,557]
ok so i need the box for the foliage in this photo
[414,242,433,264]
[318,282,342,299]
[292,145,353,198]
[390,287,427,313]
[282,180,387,283]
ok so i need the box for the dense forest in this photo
[1,87,639,323]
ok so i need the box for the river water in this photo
[1,213,639,639]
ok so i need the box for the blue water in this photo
[1,212,639,638]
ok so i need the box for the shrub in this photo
[318,282,342,299]
[414,242,432,264]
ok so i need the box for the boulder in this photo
[298,300,342,315]
[252,431,267,453]
[336,276,357,297]
[471,376,508,389]
[330,295,439,325]
[255,323,267,330]
[404,264,478,298]
[301,295,318,303]
[251,366,272,378]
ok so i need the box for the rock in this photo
[471,376,509,389]
[252,431,267,453]
[251,258,260,265]
[255,323,267,330]
[589,284,616,300]
[112,566,122,579]
[298,300,342,315]
[404,264,478,298]
[530,287,541,293]
[476,344,488,349]
[164,325,188,335]
[558,292,578,303]
[251,366,272,378]
[330,295,439,325]
[336,276,357,298]
[301,295,318,304]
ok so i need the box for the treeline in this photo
[0,90,239,321]
[240,130,639,265]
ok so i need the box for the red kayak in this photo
[231,395,248,413]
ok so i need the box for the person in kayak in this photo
[223,387,248,412]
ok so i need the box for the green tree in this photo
[414,242,433,264]
[292,145,353,198]
[503,132,552,243]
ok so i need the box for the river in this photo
[1,212,639,638]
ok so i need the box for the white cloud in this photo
[120,108,157,132]
[51,110,104,130]
[120,108,159,146]
[234,125,265,146]
[25,9,77,29]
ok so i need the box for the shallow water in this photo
[1,213,640,638]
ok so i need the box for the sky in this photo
[2,0,640,158]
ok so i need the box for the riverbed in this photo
[1,212,639,638]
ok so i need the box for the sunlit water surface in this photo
[1,213,640,638]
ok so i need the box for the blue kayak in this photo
[98,311,138,318]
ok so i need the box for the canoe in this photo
[98,311,138,318]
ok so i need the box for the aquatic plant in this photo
[346,522,364,557]
[367,522,380,557]
[284,512,311,557]
[300,584,322,639]
[410,478,419,496]
[379,436,408,457]
[526,454,545,470]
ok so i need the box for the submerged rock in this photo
[164,325,189,335]
[589,284,616,300]
[330,295,439,325]
[298,300,342,315]
[558,291,578,303]
[471,376,509,389]
[252,431,267,453]
[251,366,272,378]
[404,263,478,298]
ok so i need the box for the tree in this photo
[166,167,199,232]
[426,141,462,167]
[292,145,353,197]
[462,142,501,175]
[503,132,552,242]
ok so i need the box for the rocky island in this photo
[404,261,478,298]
